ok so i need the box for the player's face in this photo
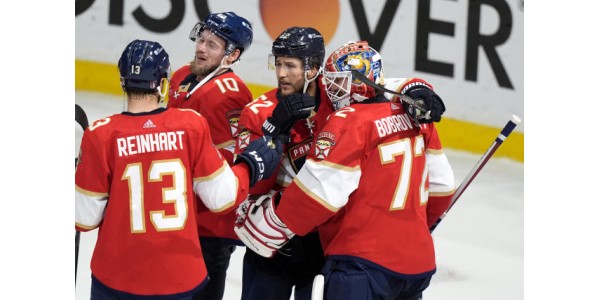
[191,30,227,77]
[329,76,349,94]
[274,56,305,96]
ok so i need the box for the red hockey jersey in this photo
[235,80,334,193]
[168,65,253,241]
[276,82,455,276]
[75,108,250,295]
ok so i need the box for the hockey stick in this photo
[350,70,427,113]
[75,104,89,285]
[311,274,325,300]
[75,103,89,131]
[429,115,522,232]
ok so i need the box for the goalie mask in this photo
[323,41,384,110]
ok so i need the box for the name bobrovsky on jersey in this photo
[116,131,185,157]
[374,113,415,138]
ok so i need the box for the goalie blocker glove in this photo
[262,91,316,141]
[234,136,283,187]
[403,84,446,123]
[234,194,295,258]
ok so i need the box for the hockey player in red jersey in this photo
[166,12,254,299]
[75,39,283,299]
[235,41,455,300]
[233,27,333,300]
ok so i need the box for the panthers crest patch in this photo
[226,109,242,137]
[237,129,252,150]
[314,131,336,160]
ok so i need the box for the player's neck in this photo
[305,81,317,96]
[127,97,159,113]
[196,67,228,83]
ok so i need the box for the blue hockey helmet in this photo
[118,39,171,93]
[189,12,253,56]
[271,27,325,71]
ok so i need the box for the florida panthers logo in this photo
[237,129,251,150]
[314,132,336,160]
[226,109,242,137]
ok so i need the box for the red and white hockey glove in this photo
[234,194,295,258]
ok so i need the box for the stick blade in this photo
[75,104,89,130]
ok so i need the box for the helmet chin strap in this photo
[185,55,238,100]
[301,67,322,137]
[302,67,322,93]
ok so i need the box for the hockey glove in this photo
[235,191,282,225]
[234,136,283,187]
[262,91,316,139]
[234,194,295,258]
[404,86,446,123]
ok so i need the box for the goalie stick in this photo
[429,115,522,232]
[75,104,89,285]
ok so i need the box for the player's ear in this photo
[307,65,320,80]
[226,49,241,64]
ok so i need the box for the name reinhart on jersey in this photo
[116,131,186,157]
[374,113,415,138]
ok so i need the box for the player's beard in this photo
[190,59,220,77]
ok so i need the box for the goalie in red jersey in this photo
[235,41,455,300]
[75,39,283,299]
